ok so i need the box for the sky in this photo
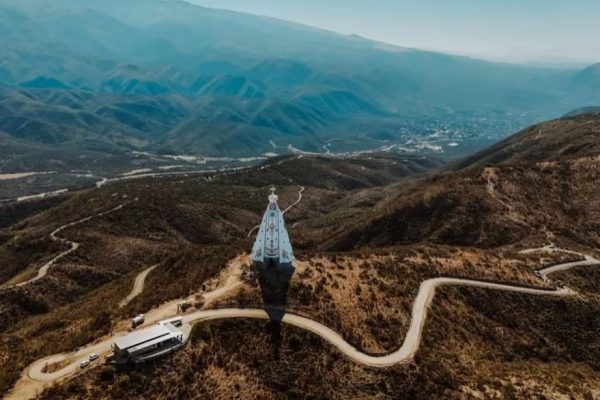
[189,0,600,67]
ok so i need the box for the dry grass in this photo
[39,278,600,400]
[0,154,427,397]
[216,244,569,355]
[2,130,599,399]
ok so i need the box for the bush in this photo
[434,365,458,390]
[67,380,85,394]
[117,374,130,388]
[100,366,115,381]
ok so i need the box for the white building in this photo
[112,321,184,364]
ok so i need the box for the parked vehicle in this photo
[131,314,145,329]
[80,360,90,369]
[89,353,99,362]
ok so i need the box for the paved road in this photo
[118,264,159,308]
[8,246,597,400]
[1,204,126,289]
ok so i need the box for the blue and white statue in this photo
[251,187,294,269]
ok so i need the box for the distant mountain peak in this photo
[19,76,71,90]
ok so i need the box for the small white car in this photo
[80,359,90,369]
[89,353,99,362]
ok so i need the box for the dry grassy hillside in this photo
[2,115,600,399]
[40,285,600,399]
[456,113,600,167]
[322,114,600,251]
[223,245,568,354]
[0,153,438,397]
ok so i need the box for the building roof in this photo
[126,333,179,355]
[251,187,294,266]
[114,324,175,351]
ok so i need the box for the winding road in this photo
[1,204,127,289]
[247,186,304,237]
[6,245,597,399]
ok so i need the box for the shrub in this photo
[117,374,130,388]
[100,366,115,381]
[67,380,85,394]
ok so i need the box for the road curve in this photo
[540,256,597,276]
[247,186,304,237]
[519,245,598,276]
[8,246,595,400]
[281,186,304,214]
[197,243,597,367]
[118,264,158,308]
[2,204,127,289]
[184,277,574,368]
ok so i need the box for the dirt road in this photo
[2,204,127,289]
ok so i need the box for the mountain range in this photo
[0,0,599,170]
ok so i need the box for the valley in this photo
[1,0,599,191]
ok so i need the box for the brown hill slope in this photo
[455,112,600,167]
[323,114,600,250]
[2,116,599,399]
[0,153,441,397]
[36,114,599,400]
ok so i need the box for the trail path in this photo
[6,255,248,400]
[7,245,597,399]
[482,167,521,222]
[247,186,304,237]
[281,186,304,214]
[1,204,127,289]
[118,264,159,308]
[200,254,248,307]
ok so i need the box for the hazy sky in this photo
[189,0,599,66]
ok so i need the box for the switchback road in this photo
[1,204,127,289]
